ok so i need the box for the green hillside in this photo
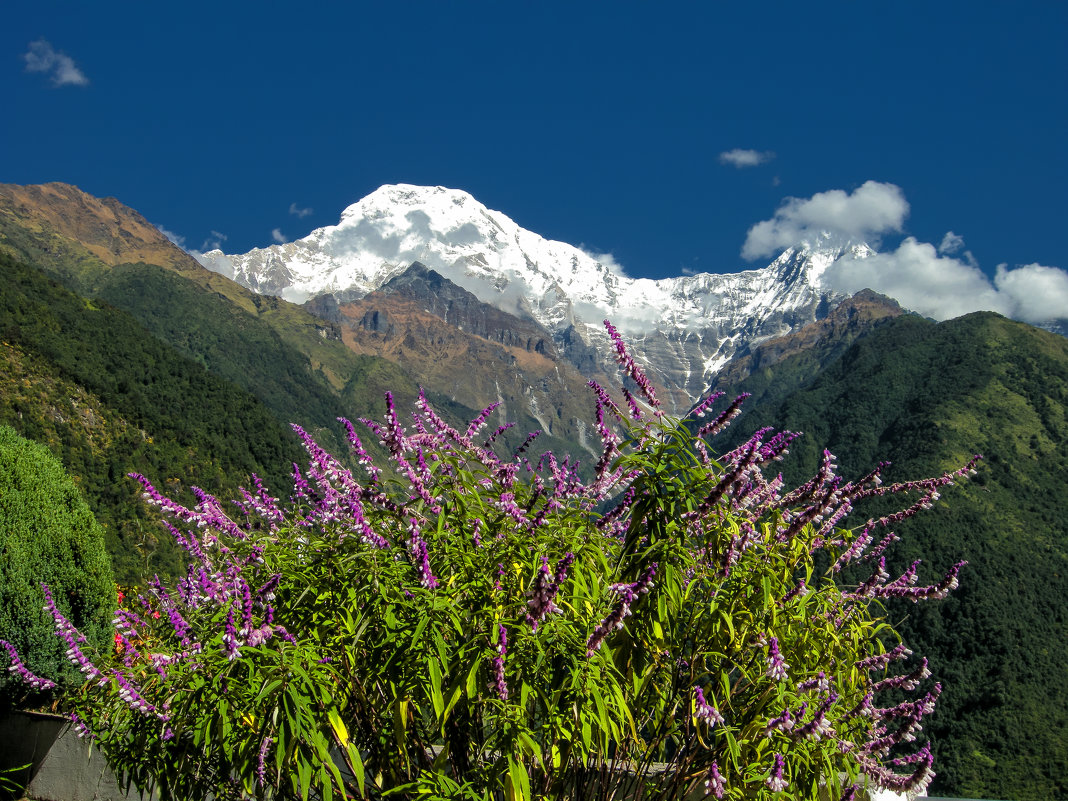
[712,311,1068,799]
[0,210,424,450]
[0,252,310,582]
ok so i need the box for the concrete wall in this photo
[0,711,146,801]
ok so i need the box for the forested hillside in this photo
[0,252,308,581]
[711,311,1068,799]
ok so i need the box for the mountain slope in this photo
[710,311,1068,799]
[703,289,907,410]
[0,182,453,455]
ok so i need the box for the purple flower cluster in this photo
[603,319,663,417]
[42,585,100,680]
[765,636,789,681]
[703,760,726,798]
[490,624,509,701]
[0,319,973,799]
[765,752,789,792]
[693,686,725,727]
[0,639,56,690]
[406,517,438,590]
[696,392,750,439]
[526,553,574,631]
[586,563,657,656]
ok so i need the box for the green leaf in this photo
[507,756,530,801]
[346,742,366,798]
[428,656,444,719]
[297,759,312,801]
[327,708,348,746]
[255,678,283,701]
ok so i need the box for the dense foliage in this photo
[714,311,1068,799]
[0,425,116,702]
[6,324,972,800]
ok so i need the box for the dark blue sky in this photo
[4,1,1066,287]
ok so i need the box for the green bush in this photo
[4,327,972,800]
[0,425,116,702]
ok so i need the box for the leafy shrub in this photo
[3,325,975,799]
[0,425,116,702]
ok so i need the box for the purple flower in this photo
[704,761,726,798]
[69,712,94,740]
[693,686,725,727]
[870,658,930,693]
[603,319,662,416]
[1,639,57,691]
[796,671,829,694]
[796,692,837,740]
[41,585,100,680]
[407,518,438,590]
[697,393,750,439]
[855,643,912,672]
[765,753,788,792]
[112,669,156,716]
[764,706,795,737]
[526,553,574,631]
[765,636,789,681]
[689,391,725,420]
[223,607,241,661]
[257,736,273,787]
[490,624,509,700]
[586,564,656,656]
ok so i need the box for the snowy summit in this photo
[196,184,861,401]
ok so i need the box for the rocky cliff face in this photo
[314,263,615,454]
[707,289,906,395]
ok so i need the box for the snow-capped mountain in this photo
[197,184,862,407]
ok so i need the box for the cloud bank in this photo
[23,39,88,87]
[743,181,909,260]
[739,181,1068,326]
[289,203,313,218]
[271,228,288,244]
[719,148,775,168]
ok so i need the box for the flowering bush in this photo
[3,323,977,800]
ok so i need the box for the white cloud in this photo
[289,203,313,218]
[938,231,964,255]
[820,238,1068,325]
[271,228,288,244]
[23,39,88,87]
[193,251,235,279]
[578,246,630,279]
[199,230,228,252]
[821,238,1008,320]
[994,263,1068,324]
[742,181,909,260]
[155,224,186,249]
[719,148,775,168]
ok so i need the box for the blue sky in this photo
[4,1,1067,319]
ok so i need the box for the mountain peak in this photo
[198,183,853,405]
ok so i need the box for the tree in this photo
[3,325,973,799]
[0,425,116,703]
